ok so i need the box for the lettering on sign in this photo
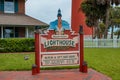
[52,35,68,38]
[44,39,75,48]
[41,53,79,66]
[41,36,79,50]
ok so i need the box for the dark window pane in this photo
[5,0,13,2]
[15,27,19,37]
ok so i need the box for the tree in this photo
[81,0,107,38]
[109,7,120,39]
[114,29,120,39]
[96,0,120,39]
[81,0,120,39]
[99,22,106,38]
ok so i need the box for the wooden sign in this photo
[40,30,79,67]
[41,53,79,66]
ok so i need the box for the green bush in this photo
[0,38,34,53]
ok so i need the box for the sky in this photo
[25,0,72,24]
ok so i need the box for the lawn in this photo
[0,48,120,80]
[0,52,35,71]
[85,48,120,80]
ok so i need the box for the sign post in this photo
[79,25,87,72]
[32,30,40,75]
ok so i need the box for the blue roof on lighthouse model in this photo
[48,9,70,30]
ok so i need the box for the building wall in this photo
[18,0,25,14]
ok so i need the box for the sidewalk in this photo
[0,69,111,80]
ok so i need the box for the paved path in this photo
[0,69,111,80]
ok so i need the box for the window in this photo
[3,27,14,38]
[4,0,14,13]
[28,27,34,38]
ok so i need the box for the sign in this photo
[33,8,87,75]
[41,33,79,51]
[38,9,79,67]
[40,30,79,67]
[41,53,79,66]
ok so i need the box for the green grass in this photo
[0,48,120,80]
[84,48,120,80]
[0,53,35,71]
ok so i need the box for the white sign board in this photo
[41,53,79,66]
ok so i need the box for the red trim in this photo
[41,53,78,56]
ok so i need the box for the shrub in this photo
[0,38,34,53]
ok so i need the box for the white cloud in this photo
[25,0,71,24]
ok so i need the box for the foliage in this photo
[81,0,120,38]
[81,1,107,27]
[110,7,120,26]
[81,0,108,38]
[0,38,34,53]
[114,29,120,35]
[109,7,120,39]
[99,22,106,34]
[114,29,120,39]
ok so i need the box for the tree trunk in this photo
[111,25,114,39]
[117,31,120,39]
[96,20,100,38]
[117,34,120,39]
[93,20,99,39]
[104,6,110,39]
[93,27,97,39]
[97,24,102,38]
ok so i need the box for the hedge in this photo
[0,38,34,53]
